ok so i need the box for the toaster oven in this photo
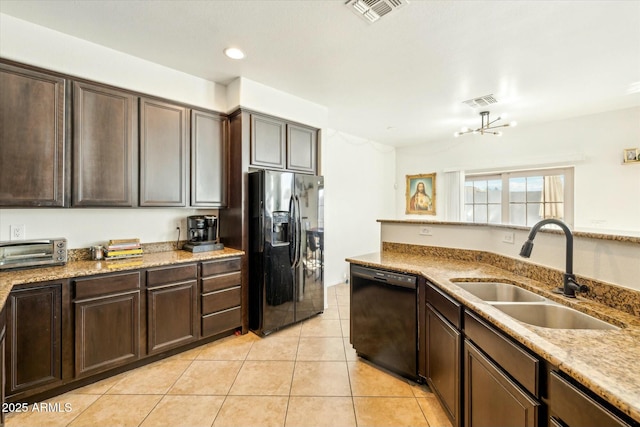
[0,238,68,270]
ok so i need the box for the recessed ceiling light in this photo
[224,47,245,60]
[628,81,640,94]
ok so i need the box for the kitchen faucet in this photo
[519,218,588,298]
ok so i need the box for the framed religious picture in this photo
[406,173,436,215]
[623,148,639,163]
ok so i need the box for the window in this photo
[464,167,574,227]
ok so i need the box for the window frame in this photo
[464,167,574,228]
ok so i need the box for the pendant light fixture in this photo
[454,111,517,137]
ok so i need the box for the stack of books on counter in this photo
[105,238,143,260]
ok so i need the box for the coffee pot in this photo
[187,215,217,243]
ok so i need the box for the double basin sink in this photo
[453,281,619,330]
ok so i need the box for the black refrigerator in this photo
[249,169,324,336]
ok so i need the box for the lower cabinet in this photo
[464,340,539,427]
[463,310,540,427]
[547,371,631,427]
[73,272,141,377]
[427,305,462,426]
[5,283,63,397]
[0,307,5,427]
[422,285,639,427]
[3,257,244,407]
[200,257,242,337]
[146,264,198,354]
[425,283,462,427]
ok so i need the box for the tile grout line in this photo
[134,354,202,427]
[336,283,359,427]
[283,322,303,427]
[210,336,258,427]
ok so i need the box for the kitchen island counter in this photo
[347,248,640,424]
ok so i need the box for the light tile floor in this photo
[6,283,452,427]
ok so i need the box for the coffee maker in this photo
[182,215,223,252]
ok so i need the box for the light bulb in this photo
[224,47,245,59]
[510,121,518,127]
[454,132,460,137]
[461,127,469,133]
[497,131,503,137]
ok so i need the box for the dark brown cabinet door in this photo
[139,98,188,206]
[147,281,198,355]
[426,305,461,427]
[191,109,227,207]
[547,371,630,427]
[5,284,62,396]
[464,340,539,427]
[0,309,5,426]
[75,291,140,377]
[250,113,286,169]
[73,81,138,206]
[0,63,67,207]
[287,124,317,173]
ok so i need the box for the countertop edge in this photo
[0,247,244,303]
[377,219,640,244]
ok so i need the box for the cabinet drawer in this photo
[548,372,629,427]
[147,264,197,287]
[75,271,140,300]
[201,257,241,277]
[202,272,241,293]
[202,286,241,315]
[427,283,462,329]
[202,307,241,337]
[464,310,539,396]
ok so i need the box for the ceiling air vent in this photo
[463,94,498,109]
[345,0,408,24]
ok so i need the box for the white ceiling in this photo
[1,0,639,146]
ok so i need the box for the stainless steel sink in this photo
[492,303,619,330]
[455,282,547,303]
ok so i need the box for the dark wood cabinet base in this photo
[5,256,243,405]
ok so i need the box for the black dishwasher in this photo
[350,264,418,380]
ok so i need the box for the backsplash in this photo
[68,240,185,262]
[382,242,640,318]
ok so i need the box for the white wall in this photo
[322,130,396,286]
[227,77,328,129]
[0,208,218,249]
[0,14,227,111]
[381,222,640,291]
[395,107,640,235]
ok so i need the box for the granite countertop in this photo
[0,247,244,309]
[346,250,640,423]
[377,219,640,244]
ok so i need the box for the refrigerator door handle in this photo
[294,195,303,268]
[288,195,296,266]
[259,201,264,252]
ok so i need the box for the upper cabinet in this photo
[0,63,68,207]
[250,113,286,169]
[73,81,138,207]
[287,123,317,173]
[191,110,228,207]
[250,112,319,174]
[139,98,189,207]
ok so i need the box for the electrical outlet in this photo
[419,227,432,236]
[10,224,25,241]
[502,232,515,244]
